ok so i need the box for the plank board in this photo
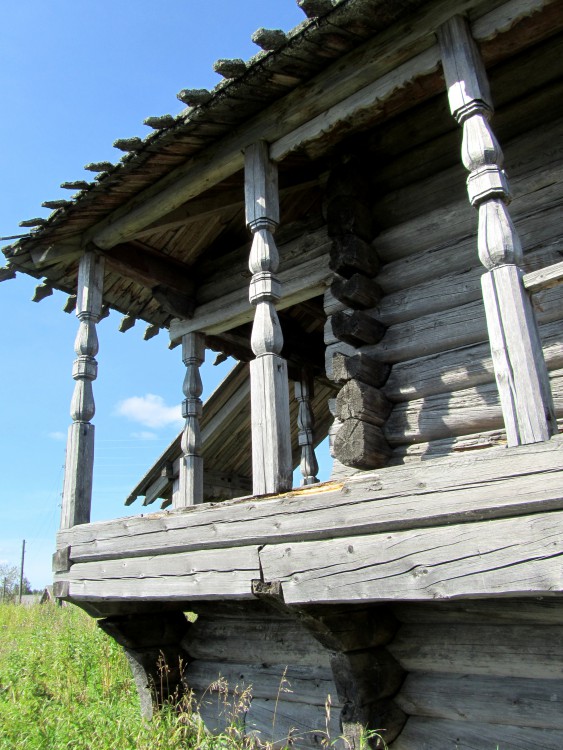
[57,545,260,601]
[259,510,563,604]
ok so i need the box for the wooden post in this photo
[176,332,205,507]
[295,369,319,486]
[245,141,292,495]
[61,251,104,529]
[439,16,556,446]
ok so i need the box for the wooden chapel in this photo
[3,0,563,746]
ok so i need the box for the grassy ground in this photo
[0,603,384,750]
[0,603,261,750]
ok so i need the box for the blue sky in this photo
[0,2,333,589]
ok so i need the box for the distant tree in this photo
[0,564,32,601]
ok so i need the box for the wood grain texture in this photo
[59,437,563,567]
[259,509,563,604]
[392,716,563,750]
[396,673,563,729]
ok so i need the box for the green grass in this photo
[0,603,258,750]
[0,603,386,750]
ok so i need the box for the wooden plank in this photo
[245,698,341,749]
[392,717,563,750]
[259,509,563,604]
[396,673,563,729]
[523,260,563,293]
[60,437,563,562]
[389,623,563,679]
[57,545,260,601]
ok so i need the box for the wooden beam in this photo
[523,260,563,293]
[99,242,194,296]
[176,333,205,507]
[30,240,82,268]
[85,0,536,250]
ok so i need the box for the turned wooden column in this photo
[295,369,319,486]
[245,141,292,495]
[439,16,556,446]
[61,252,104,529]
[176,332,205,507]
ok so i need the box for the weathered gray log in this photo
[396,673,563,730]
[333,417,391,469]
[41,199,71,210]
[393,598,563,626]
[60,180,90,190]
[384,319,563,402]
[392,717,563,750]
[143,324,159,341]
[143,115,175,129]
[32,282,53,302]
[58,436,563,565]
[385,369,562,446]
[84,161,114,172]
[389,623,563,679]
[329,235,380,278]
[331,273,382,310]
[297,0,334,18]
[213,59,246,78]
[331,310,386,347]
[326,197,373,242]
[329,351,390,388]
[118,314,136,333]
[19,218,46,228]
[0,267,16,282]
[259,509,563,604]
[335,379,392,427]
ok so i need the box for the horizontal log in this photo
[385,369,563,446]
[324,341,357,381]
[335,380,392,427]
[365,284,563,364]
[184,618,331,668]
[186,661,335,705]
[393,598,563,626]
[259,509,563,604]
[329,351,391,389]
[57,546,260,601]
[396,673,563,729]
[384,319,563,402]
[331,310,386,347]
[329,235,380,278]
[333,417,391,469]
[331,273,382,310]
[392,717,563,750]
[389,623,563,680]
[59,436,563,565]
[245,697,341,749]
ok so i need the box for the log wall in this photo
[327,35,563,470]
[389,598,563,749]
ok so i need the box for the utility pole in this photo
[18,539,25,604]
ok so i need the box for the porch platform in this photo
[54,434,563,609]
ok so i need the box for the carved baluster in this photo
[177,332,205,507]
[61,252,104,529]
[295,370,319,485]
[439,15,556,446]
[245,141,292,495]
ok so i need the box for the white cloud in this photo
[48,431,66,441]
[114,394,182,429]
[131,431,159,441]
